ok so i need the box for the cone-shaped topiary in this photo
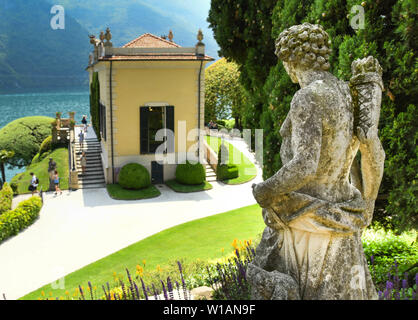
[118,163,151,190]
[175,161,206,185]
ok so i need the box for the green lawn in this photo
[106,184,161,200]
[165,179,213,193]
[10,148,69,194]
[205,136,257,185]
[21,204,264,300]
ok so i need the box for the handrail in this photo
[68,135,72,191]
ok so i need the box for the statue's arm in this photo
[253,91,322,207]
[357,128,385,201]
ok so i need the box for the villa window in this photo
[140,106,174,154]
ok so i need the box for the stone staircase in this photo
[205,163,217,182]
[75,138,106,189]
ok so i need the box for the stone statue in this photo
[248,23,385,300]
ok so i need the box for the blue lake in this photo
[0,88,90,182]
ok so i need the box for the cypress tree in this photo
[208,0,417,231]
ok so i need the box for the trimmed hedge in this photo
[118,163,151,190]
[39,135,52,156]
[217,164,239,181]
[0,196,42,243]
[0,182,13,214]
[175,161,206,185]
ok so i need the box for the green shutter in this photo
[140,107,149,154]
[166,106,175,153]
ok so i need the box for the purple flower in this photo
[102,285,109,300]
[78,285,85,300]
[370,255,374,265]
[88,281,94,300]
[167,277,174,300]
[151,283,159,300]
[133,282,140,300]
[140,278,148,300]
[161,280,168,300]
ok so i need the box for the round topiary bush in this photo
[0,116,54,168]
[176,161,206,185]
[217,164,239,181]
[118,163,150,190]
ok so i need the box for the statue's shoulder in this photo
[291,81,327,111]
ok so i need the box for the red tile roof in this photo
[122,33,181,48]
[100,54,213,62]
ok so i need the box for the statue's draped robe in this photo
[256,192,377,300]
[249,76,379,300]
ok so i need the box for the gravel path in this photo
[0,138,263,300]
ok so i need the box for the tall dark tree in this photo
[208,0,417,232]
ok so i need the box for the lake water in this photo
[0,88,90,182]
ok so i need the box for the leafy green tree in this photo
[208,0,417,232]
[0,116,54,169]
[205,58,246,129]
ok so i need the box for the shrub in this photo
[118,163,150,190]
[0,182,13,214]
[39,135,52,156]
[175,161,206,185]
[217,164,239,181]
[0,196,42,243]
[363,228,418,285]
[9,182,18,195]
[0,116,54,168]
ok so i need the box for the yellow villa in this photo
[86,29,213,184]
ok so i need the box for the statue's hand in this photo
[252,182,272,208]
[357,125,378,144]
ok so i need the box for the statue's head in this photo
[275,23,332,82]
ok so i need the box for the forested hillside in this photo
[0,0,91,91]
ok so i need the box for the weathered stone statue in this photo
[248,23,385,300]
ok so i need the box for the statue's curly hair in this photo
[275,23,332,71]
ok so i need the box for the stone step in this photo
[78,183,106,189]
[78,178,105,185]
[76,166,103,172]
[75,148,102,152]
[77,171,104,177]
[76,162,103,167]
[76,155,102,160]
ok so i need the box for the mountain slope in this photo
[0,0,91,91]
[44,0,219,59]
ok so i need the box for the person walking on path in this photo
[53,170,62,195]
[48,158,57,191]
[80,151,87,175]
[81,115,88,133]
[78,130,85,148]
[29,172,39,196]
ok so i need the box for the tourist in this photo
[29,172,39,195]
[78,130,84,146]
[81,115,88,133]
[53,170,62,195]
[80,151,87,175]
